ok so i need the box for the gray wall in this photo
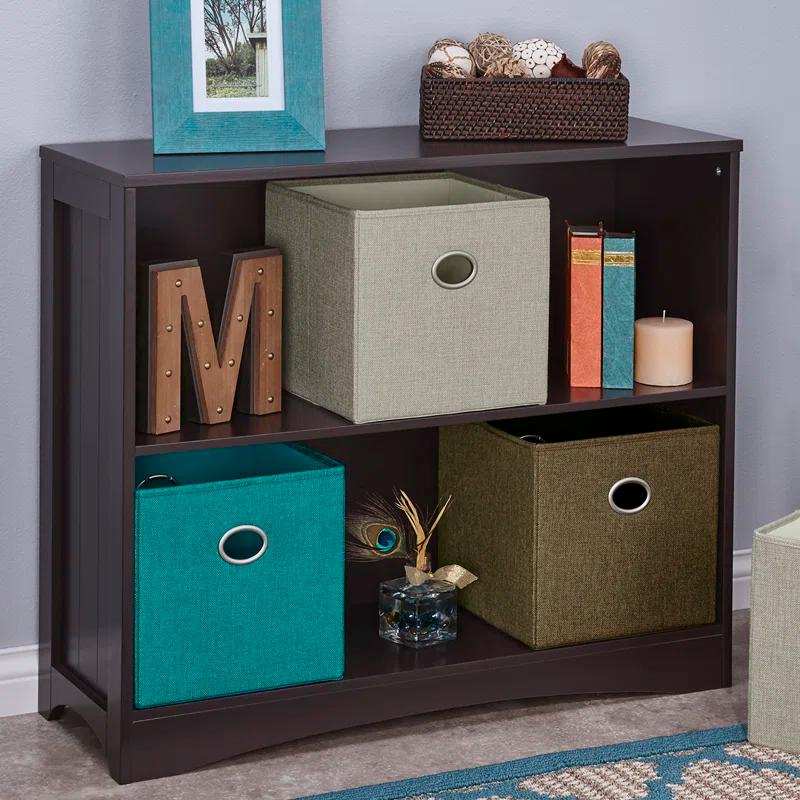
[1,0,797,649]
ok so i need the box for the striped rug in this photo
[299,725,800,800]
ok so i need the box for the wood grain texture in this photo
[232,252,283,416]
[149,0,324,154]
[145,250,282,433]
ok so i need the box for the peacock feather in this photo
[347,490,452,570]
[346,493,412,562]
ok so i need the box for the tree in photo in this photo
[205,0,267,98]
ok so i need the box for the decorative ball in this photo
[511,38,565,79]
[424,61,468,80]
[483,56,531,79]
[428,44,476,77]
[582,41,622,79]
[427,38,467,58]
[550,55,586,79]
[468,32,513,74]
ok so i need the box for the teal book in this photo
[602,232,636,388]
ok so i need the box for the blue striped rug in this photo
[298,725,800,799]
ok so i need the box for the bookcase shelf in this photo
[130,604,723,723]
[39,118,741,784]
[135,376,729,455]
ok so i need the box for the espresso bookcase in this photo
[39,118,742,784]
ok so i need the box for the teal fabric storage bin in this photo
[134,443,345,708]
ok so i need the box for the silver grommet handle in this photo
[218,524,268,565]
[608,477,652,515]
[431,251,477,290]
[136,474,179,490]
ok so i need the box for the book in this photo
[602,232,636,389]
[567,224,603,387]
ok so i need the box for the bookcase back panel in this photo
[615,154,732,384]
[307,428,439,607]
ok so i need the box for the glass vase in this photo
[378,577,458,648]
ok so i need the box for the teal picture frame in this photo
[150,0,325,154]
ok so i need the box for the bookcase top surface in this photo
[41,117,742,188]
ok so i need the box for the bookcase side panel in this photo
[40,171,137,770]
[56,200,106,698]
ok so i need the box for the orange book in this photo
[567,224,603,387]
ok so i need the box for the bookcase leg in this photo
[39,704,66,722]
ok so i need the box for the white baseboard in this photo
[0,644,38,718]
[733,547,752,612]
[0,551,755,719]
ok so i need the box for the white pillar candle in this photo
[634,313,693,386]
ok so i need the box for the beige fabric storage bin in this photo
[749,511,800,754]
[438,408,719,649]
[265,173,549,424]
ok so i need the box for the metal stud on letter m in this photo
[145,249,282,435]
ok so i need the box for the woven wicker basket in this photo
[420,69,630,142]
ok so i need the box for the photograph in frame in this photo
[191,0,285,112]
[150,0,324,154]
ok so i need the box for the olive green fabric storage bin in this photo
[438,408,719,650]
[265,173,549,424]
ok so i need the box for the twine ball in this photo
[511,38,565,79]
[428,44,476,77]
[424,61,467,80]
[427,38,467,58]
[483,56,530,79]
[468,32,513,74]
[582,41,622,79]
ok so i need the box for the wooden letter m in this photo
[145,249,282,435]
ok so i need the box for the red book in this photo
[567,224,603,387]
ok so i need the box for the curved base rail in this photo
[47,628,727,784]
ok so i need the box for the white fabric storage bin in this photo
[749,510,800,754]
[265,173,550,424]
